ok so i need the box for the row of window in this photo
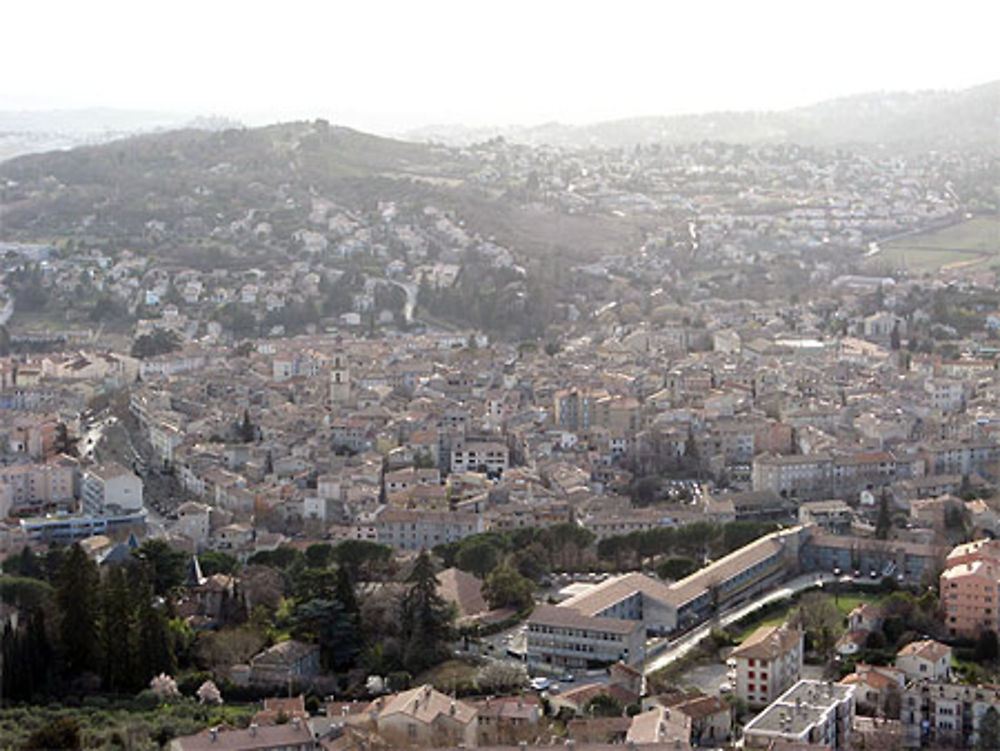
[529,624,622,641]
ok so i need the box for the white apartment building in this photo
[81,462,143,515]
[744,680,855,751]
[730,623,804,708]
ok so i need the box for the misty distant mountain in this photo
[405,81,1000,150]
[0,108,243,161]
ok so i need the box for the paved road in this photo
[643,572,838,675]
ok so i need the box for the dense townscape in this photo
[0,83,998,751]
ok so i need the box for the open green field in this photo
[729,589,884,644]
[867,216,1000,273]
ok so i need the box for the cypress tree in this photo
[134,578,176,685]
[99,565,135,692]
[400,550,454,674]
[56,545,100,676]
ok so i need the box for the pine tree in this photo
[56,544,101,676]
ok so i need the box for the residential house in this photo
[366,685,477,748]
[246,640,320,688]
[895,640,951,683]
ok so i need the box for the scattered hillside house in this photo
[253,696,310,726]
[470,695,540,746]
[245,640,320,688]
[839,663,904,717]
[847,602,885,633]
[626,706,693,749]
[835,628,870,658]
[895,639,951,682]
[549,680,639,717]
[366,684,477,748]
[643,691,732,747]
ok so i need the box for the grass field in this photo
[415,657,482,693]
[729,589,884,644]
[867,216,1000,273]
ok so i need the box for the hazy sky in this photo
[5,0,999,132]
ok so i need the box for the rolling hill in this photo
[406,80,1000,150]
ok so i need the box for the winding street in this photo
[643,572,841,675]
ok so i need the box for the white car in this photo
[719,683,733,694]
[529,677,550,691]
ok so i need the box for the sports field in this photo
[866,216,999,272]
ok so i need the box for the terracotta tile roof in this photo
[172,720,314,751]
[897,639,951,663]
[370,684,477,726]
[557,682,638,709]
[436,567,487,618]
[529,604,641,636]
[732,623,802,661]
[560,572,675,616]
[664,529,796,607]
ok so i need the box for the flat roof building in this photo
[743,680,855,751]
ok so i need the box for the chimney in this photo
[450,700,457,716]
[209,728,218,743]
[519,742,528,751]
[248,724,257,737]
[291,717,302,731]
[565,741,575,750]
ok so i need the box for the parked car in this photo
[529,677,550,691]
